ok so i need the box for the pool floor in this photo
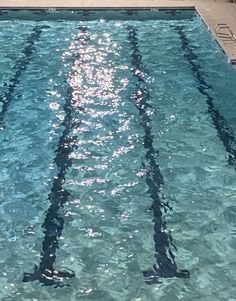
[0,10,236,300]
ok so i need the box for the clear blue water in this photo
[1,9,236,300]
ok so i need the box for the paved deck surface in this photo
[0,0,236,63]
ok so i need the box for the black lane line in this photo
[0,25,47,125]
[176,25,236,168]
[23,27,88,287]
[127,26,190,284]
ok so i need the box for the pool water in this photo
[0,9,236,301]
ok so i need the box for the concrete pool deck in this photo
[0,0,236,64]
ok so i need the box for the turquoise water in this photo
[0,9,236,300]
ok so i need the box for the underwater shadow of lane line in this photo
[0,25,48,125]
[127,26,190,284]
[23,26,88,287]
[175,25,236,168]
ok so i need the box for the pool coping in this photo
[0,1,236,64]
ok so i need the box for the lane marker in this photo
[23,26,88,287]
[0,25,48,125]
[127,26,190,284]
[176,25,236,168]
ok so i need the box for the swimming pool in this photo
[1,8,236,300]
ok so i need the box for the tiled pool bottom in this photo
[1,9,236,301]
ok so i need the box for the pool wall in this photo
[0,0,236,63]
